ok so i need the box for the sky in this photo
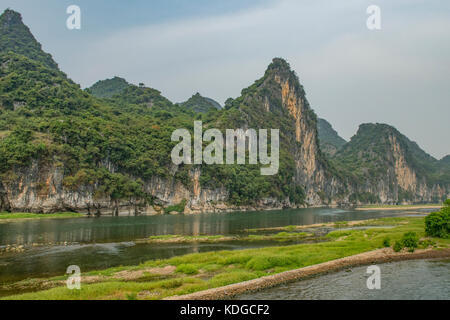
[1,0,449,159]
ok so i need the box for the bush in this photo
[382,237,390,248]
[393,240,403,252]
[401,232,419,252]
[425,203,450,239]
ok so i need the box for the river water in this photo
[0,207,433,293]
[237,259,450,300]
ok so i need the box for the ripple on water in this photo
[236,259,450,300]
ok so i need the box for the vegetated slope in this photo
[0,9,447,213]
[0,9,58,70]
[179,92,222,113]
[196,58,345,208]
[332,123,449,203]
[88,77,130,98]
[317,118,346,157]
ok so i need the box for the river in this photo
[0,207,433,295]
[236,259,450,300]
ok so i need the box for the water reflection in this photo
[0,207,432,289]
[0,208,430,246]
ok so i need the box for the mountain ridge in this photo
[0,9,448,214]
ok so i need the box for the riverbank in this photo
[2,215,449,300]
[0,212,84,223]
[355,204,442,211]
[167,248,450,300]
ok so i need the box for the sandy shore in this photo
[355,205,442,211]
[165,248,450,300]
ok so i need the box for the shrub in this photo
[425,203,450,239]
[125,292,137,300]
[382,237,390,248]
[393,240,403,252]
[165,199,187,214]
[401,232,419,252]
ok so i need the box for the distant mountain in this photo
[332,123,449,203]
[179,93,222,113]
[88,77,130,98]
[317,118,346,156]
[0,9,58,70]
[441,155,450,165]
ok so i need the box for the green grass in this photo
[3,216,449,300]
[0,212,84,221]
[359,203,441,209]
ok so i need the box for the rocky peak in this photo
[0,8,58,70]
[1,9,23,27]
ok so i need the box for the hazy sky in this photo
[1,0,449,159]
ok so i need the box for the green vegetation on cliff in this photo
[0,10,58,70]
[179,92,221,113]
[317,118,346,156]
[331,123,449,194]
[87,77,130,98]
[0,8,448,210]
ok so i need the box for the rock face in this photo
[247,58,344,205]
[332,123,449,204]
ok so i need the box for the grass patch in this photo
[359,204,441,209]
[0,212,84,221]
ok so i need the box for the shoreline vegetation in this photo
[0,203,442,222]
[2,215,449,300]
[0,212,84,222]
[355,204,442,211]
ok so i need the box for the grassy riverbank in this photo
[0,212,84,222]
[2,216,449,300]
[355,204,442,211]
[137,232,313,244]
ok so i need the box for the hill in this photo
[317,118,346,156]
[88,77,130,98]
[179,93,222,113]
[332,123,449,203]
